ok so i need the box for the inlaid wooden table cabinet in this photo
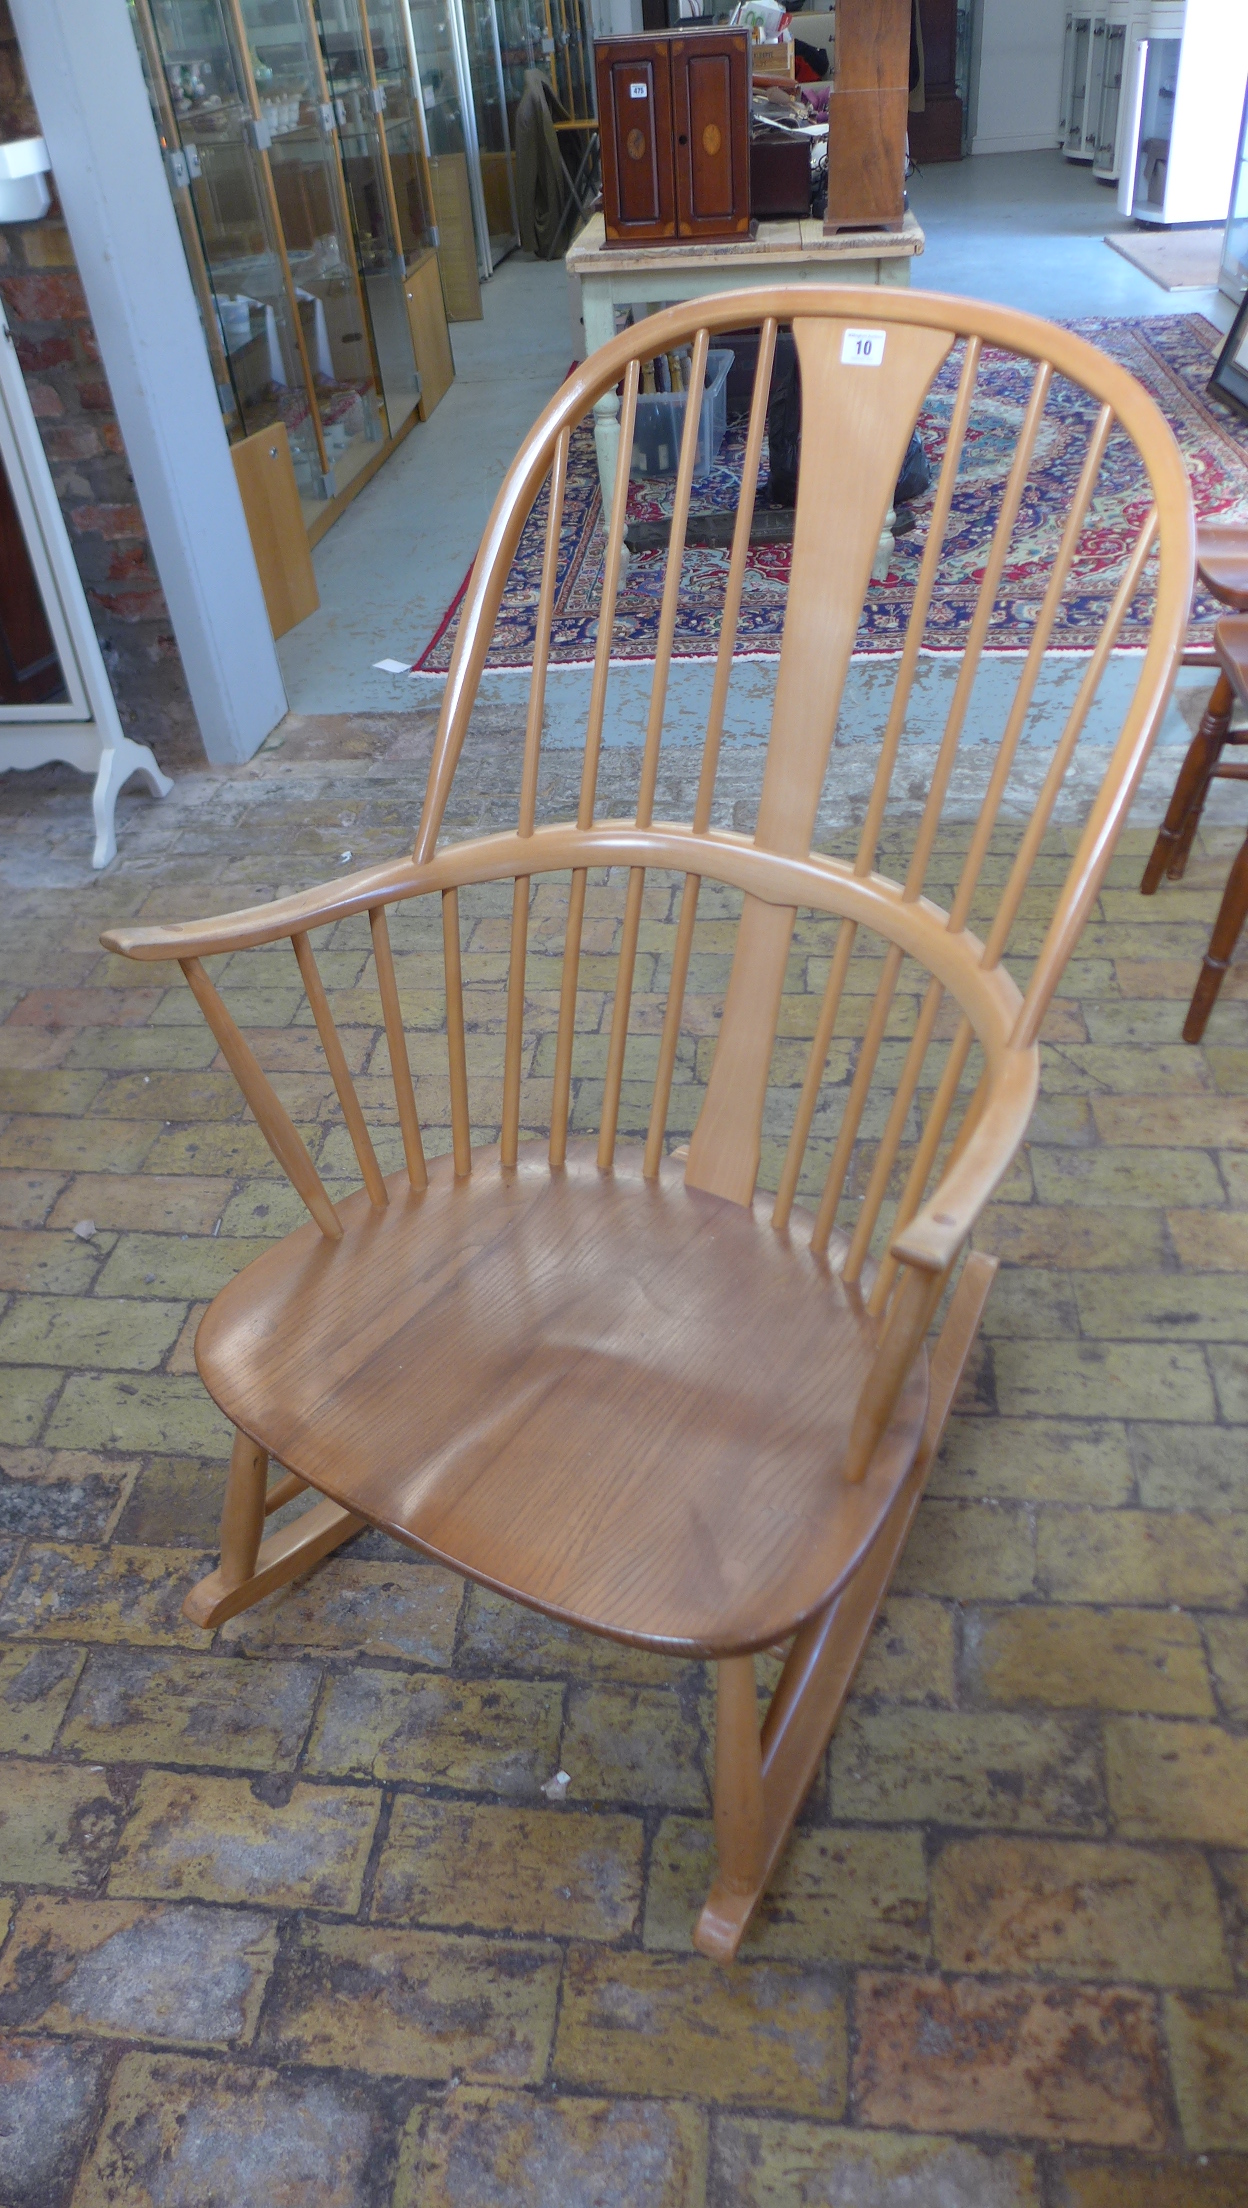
[596,28,752,248]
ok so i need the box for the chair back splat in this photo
[102,288,1193,1961]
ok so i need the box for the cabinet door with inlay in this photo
[596,39,677,242]
[672,31,751,239]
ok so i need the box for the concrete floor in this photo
[907,146,1234,326]
[277,149,1239,720]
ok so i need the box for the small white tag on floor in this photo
[373,658,411,673]
[841,328,886,366]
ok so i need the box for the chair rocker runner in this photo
[103,287,1193,1960]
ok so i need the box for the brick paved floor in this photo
[0,713,1246,2206]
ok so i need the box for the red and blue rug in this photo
[413,313,1248,676]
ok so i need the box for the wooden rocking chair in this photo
[102,290,1192,1960]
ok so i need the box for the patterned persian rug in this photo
[413,314,1248,676]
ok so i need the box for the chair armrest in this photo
[889,1043,1039,1274]
[100,857,426,961]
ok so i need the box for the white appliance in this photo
[1118,0,1248,226]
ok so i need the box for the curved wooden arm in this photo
[100,828,1024,1060]
[99,856,427,961]
[890,1043,1039,1275]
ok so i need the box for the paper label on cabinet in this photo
[841,328,886,366]
[629,81,648,98]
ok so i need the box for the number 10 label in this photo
[841,328,887,366]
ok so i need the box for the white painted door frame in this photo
[9,0,288,767]
[0,295,172,868]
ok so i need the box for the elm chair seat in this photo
[197,1144,927,1654]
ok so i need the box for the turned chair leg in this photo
[712,1656,765,1896]
[693,1250,998,1962]
[1184,825,1248,1043]
[218,1429,269,1593]
[183,1423,365,1629]
[1141,671,1236,893]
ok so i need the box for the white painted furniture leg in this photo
[91,735,173,869]
[581,286,623,522]
[873,505,897,583]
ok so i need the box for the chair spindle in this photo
[1009,514,1161,1037]
[600,344,706,1167]
[369,903,427,1192]
[502,433,571,1170]
[580,357,641,834]
[549,366,641,1169]
[842,972,946,1284]
[899,364,1054,913]
[442,888,472,1178]
[812,940,906,1255]
[550,867,588,1171]
[521,426,571,838]
[292,930,388,1208]
[181,956,342,1241]
[869,1020,977,1314]
[501,875,532,1171]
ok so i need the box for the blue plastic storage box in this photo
[631,348,734,479]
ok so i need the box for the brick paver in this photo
[0,711,1246,2201]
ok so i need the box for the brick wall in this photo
[0,1,197,763]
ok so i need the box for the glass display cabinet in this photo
[315,0,437,436]
[402,0,593,290]
[130,0,455,544]
[403,0,522,287]
[1221,79,1248,307]
[1060,12,1097,160]
[1128,33,1180,218]
[1092,18,1126,179]
[405,0,486,312]
[458,0,519,270]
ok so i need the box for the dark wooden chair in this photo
[102,290,1193,1960]
[1140,520,1248,1039]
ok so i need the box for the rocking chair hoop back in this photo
[102,285,1194,1959]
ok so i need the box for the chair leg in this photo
[1183,826,1248,1044]
[1141,671,1235,893]
[183,1424,364,1629]
[711,1655,766,1903]
[693,1250,998,1963]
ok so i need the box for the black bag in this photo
[724,331,931,511]
[765,333,801,507]
[894,428,931,507]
